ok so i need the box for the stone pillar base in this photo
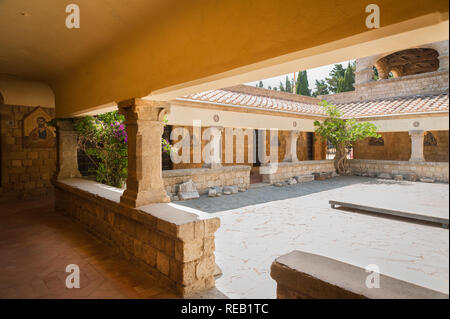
[120,189,170,207]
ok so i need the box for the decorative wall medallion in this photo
[413,121,420,127]
[23,107,56,148]
[213,114,220,122]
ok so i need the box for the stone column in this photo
[283,130,300,162]
[118,98,170,207]
[55,120,81,180]
[374,60,389,80]
[434,40,449,72]
[203,126,223,169]
[355,56,375,85]
[409,130,425,162]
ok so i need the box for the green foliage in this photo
[295,71,311,96]
[279,81,285,92]
[258,80,264,88]
[73,111,128,188]
[285,76,292,93]
[342,63,355,92]
[325,62,355,93]
[313,100,379,148]
[312,79,329,97]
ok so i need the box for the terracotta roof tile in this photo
[179,85,449,118]
[336,93,449,118]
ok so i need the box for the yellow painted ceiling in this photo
[0,0,172,80]
[0,0,448,116]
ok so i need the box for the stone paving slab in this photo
[177,176,449,299]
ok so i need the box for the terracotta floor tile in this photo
[0,197,175,299]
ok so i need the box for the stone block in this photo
[11,160,21,167]
[313,172,332,181]
[177,222,195,242]
[286,177,297,185]
[394,175,403,181]
[205,218,220,235]
[208,188,217,197]
[175,239,203,262]
[419,177,435,183]
[378,173,392,179]
[156,252,170,276]
[295,174,315,183]
[177,180,200,200]
[196,255,215,279]
[223,185,238,194]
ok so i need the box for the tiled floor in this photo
[0,196,178,299]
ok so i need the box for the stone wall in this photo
[320,71,449,104]
[260,160,335,184]
[170,126,326,170]
[349,159,449,182]
[163,165,250,195]
[424,131,449,162]
[353,131,449,162]
[54,178,220,296]
[0,104,56,199]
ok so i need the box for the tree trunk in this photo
[334,144,349,175]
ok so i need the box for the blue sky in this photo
[247,60,354,92]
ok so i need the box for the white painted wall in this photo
[167,103,317,131]
[168,102,449,133]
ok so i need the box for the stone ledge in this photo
[349,159,449,182]
[163,165,251,178]
[350,159,449,167]
[270,250,448,299]
[54,178,220,296]
[265,160,333,168]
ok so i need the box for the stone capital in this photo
[118,98,170,122]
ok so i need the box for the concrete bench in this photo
[270,250,448,299]
[329,200,449,229]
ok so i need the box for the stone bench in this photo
[329,200,449,229]
[270,250,448,299]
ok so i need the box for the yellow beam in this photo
[51,0,449,117]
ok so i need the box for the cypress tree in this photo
[296,71,311,96]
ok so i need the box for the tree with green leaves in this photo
[258,80,264,88]
[71,110,171,188]
[314,100,379,174]
[342,62,355,92]
[285,76,292,93]
[312,79,329,97]
[279,81,285,92]
[325,62,355,93]
[295,70,311,96]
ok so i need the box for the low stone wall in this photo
[349,159,449,183]
[54,178,220,296]
[260,160,335,184]
[271,251,448,299]
[320,71,449,103]
[163,165,251,195]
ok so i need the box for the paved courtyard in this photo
[177,176,449,298]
